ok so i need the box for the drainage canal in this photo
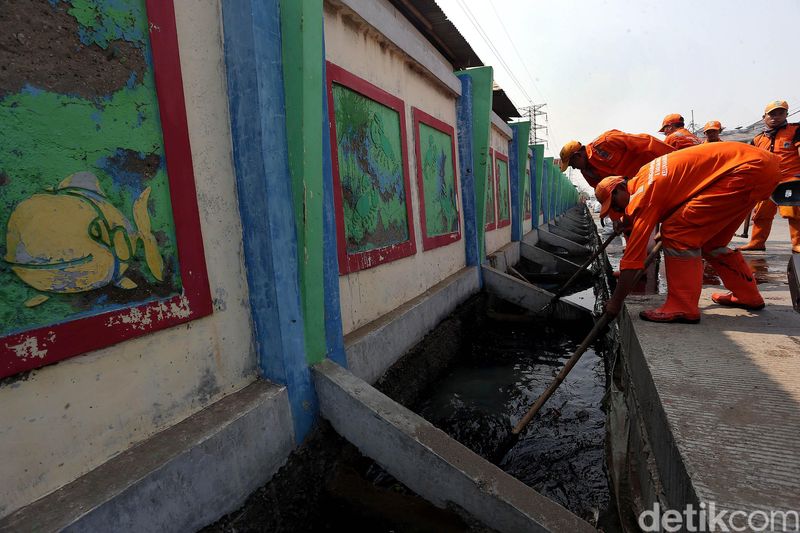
[208,217,624,532]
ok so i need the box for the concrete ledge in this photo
[553,217,590,236]
[547,223,591,244]
[520,242,582,273]
[482,265,588,321]
[313,359,594,533]
[337,0,462,96]
[344,266,481,384]
[0,381,294,533]
[491,111,513,139]
[537,228,591,255]
[487,241,520,273]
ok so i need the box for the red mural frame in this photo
[326,61,417,274]
[411,108,461,251]
[484,148,497,231]
[524,155,532,220]
[0,1,212,378]
[495,151,511,228]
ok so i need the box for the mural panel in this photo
[485,149,496,230]
[411,108,460,251]
[496,152,510,227]
[0,0,211,377]
[522,165,533,220]
[326,62,416,273]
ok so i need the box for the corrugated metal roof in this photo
[386,0,521,120]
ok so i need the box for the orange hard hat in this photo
[659,113,684,132]
[596,176,625,219]
[764,100,789,114]
[702,120,722,132]
[559,140,582,171]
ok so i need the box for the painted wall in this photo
[485,123,512,255]
[0,0,258,517]
[522,153,533,234]
[324,0,467,334]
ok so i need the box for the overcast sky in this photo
[435,0,800,191]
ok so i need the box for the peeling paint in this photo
[105,295,192,330]
[7,336,48,360]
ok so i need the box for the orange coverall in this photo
[582,130,675,188]
[743,122,800,251]
[664,127,701,150]
[619,143,782,318]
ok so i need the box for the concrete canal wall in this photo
[0,0,581,529]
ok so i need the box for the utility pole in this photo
[521,103,548,147]
[690,109,696,134]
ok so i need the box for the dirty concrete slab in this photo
[611,215,800,525]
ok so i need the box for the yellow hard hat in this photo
[559,140,582,171]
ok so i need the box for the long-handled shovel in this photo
[492,242,662,463]
[538,230,621,313]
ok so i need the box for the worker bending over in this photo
[702,120,724,143]
[738,100,800,253]
[659,113,701,149]
[600,142,782,323]
[559,129,674,188]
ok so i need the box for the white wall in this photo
[485,124,512,255]
[325,1,467,334]
[0,0,257,517]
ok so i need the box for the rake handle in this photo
[513,241,663,436]
[550,231,619,302]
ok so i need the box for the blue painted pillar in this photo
[321,34,346,368]
[222,0,316,444]
[455,75,480,269]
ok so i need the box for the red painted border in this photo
[411,108,461,251]
[0,1,212,378]
[326,61,417,274]
[484,148,497,231]
[524,155,532,220]
[495,151,511,228]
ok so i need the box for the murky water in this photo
[415,311,617,528]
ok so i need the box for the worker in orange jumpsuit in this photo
[559,130,674,188]
[659,113,701,149]
[600,142,782,323]
[738,100,800,253]
[702,120,723,143]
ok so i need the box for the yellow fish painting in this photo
[4,172,164,307]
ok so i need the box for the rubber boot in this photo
[707,250,765,310]
[639,255,702,324]
[737,218,771,251]
[789,218,800,254]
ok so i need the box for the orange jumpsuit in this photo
[582,130,675,187]
[664,127,701,150]
[744,122,800,251]
[619,143,781,319]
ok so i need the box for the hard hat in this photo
[702,120,723,132]
[659,113,684,132]
[559,140,582,171]
[764,100,789,114]
[596,176,625,219]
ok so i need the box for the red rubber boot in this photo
[639,255,702,324]
[707,250,765,310]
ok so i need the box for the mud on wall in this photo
[0,0,257,517]
[324,0,467,335]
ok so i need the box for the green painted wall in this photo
[280,0,325,363]
[532,144,545,223]
[453,66,493,261]
[511,122,531,222]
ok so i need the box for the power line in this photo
[454,0,532,105]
